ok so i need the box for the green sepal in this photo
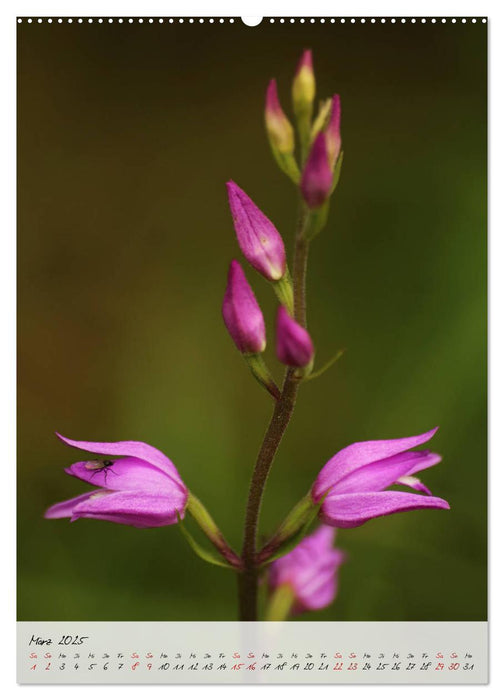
[258,492,328,566]
[294,106,314,165]
[310,98,332,142]
[245,353,281,400]
[304,200,330,241]
[270,149,301,184]
[259,505,319,566]
[176,512,234,569]
[271,269,294,315]
[331,150,344,194]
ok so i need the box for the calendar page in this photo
[17,13,488,685]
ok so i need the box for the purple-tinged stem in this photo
[238,207,310,621]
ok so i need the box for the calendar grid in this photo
[18,621,488,684]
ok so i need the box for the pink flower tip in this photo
[266,79,281,116]
[222,260,266,355]
[312,428,450,529]
[269,526,345,613]
[276,306,314,368]
[296,49,313,75]
[300,132,333,209]
[226,181,286,281]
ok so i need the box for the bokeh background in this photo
[17,18,487,621]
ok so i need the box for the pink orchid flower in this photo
[45,434,188,528]
[312,428,450,528]
[269,526,345,614]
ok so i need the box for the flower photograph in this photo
[17,18,486,623]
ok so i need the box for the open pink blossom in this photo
[312,427,449,528]
[269,526,345,614]
[45,434,188,528]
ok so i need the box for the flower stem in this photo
[265,584,295,621]
[238,209,310,621]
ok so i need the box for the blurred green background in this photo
[17,19,486,621]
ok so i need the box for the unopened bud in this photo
[227,181,287,281]
[300,132,333,209]
[265,80,301,183]
[265,79,295,154]
[222,260,266,354]
[276,306,315,371]
[326,94,342,168]
[292,49,316,162]
[292,49,315,114]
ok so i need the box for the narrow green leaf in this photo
[305,349,345,381]
[176,512,233,569]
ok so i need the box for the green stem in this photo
[237,210,310,621]
[265,584,295,621]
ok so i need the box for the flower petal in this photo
[65,457,187,496]
[312,427,438,501]
[294,554,344,612]
[44,490,104,519]
[269,526,345,612]
[330,450,441,495]
[56,434,184,488]
[395,475,432,495]
[71,490,188,528]
[320,490,450,528]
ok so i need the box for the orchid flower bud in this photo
[223,261,280,399]
[300,132,333,209]
[265,79,295,155]
[292,49,316,161]
[326,94,342,168]
[265,79,300,184]
[276,306,315,371]
[226,181,286,282]
[267,526,345,619]
[222,260,266,354]
[292,49,315,116]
